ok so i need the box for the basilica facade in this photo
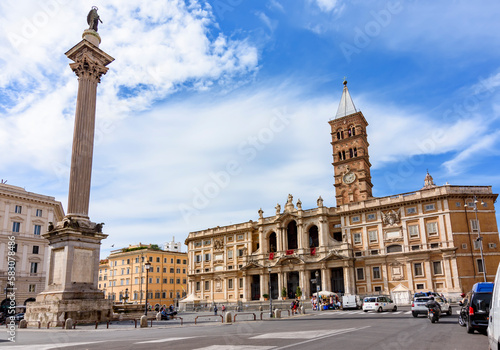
[185,82,500,304]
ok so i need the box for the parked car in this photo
[462,282,493,334]
[342,295,362,310]
[412,295,452,317]
[14,313,24,321]
[488,265,500,349]
[362,296,397,312]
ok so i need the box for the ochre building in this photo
[99,243,188,309]
[185,82,500,304]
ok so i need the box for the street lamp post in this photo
[268,267,273,318]
[315,270,321,312]
[144,262,151,316]
[465,196,487,282]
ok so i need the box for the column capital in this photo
[65,40,114,83]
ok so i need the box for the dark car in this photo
[13,313,24,321]
[462,282,494,334]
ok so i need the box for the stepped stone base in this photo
[25,298,112,327]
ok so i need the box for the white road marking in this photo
[136,337,192,344]
[405,311,413,314]
[252,329,346,339]
[0,342,104,350]
[193,346,275,350]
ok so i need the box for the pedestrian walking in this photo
[214,304,218,315]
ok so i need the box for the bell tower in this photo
[329,80,373,205]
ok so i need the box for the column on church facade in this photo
[450,258,460,291]
[381,264,389,293]
[297,221,304,251]
[277,227,283,252]
[277,271,283,299]
[299,268,308,299]
[318,218,329,250]
[321,268,329,292]
[424,260,432,291]
[343,264,354,295]
[443,257,453,291]
[406,262,414,291]
[260,272,267,301]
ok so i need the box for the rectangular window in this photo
[135,278,139,284]
[237,234,244,240]
[416,283,425,290]
[177,259,181,264]
[372,267,381,279]
[135,258,139,263]
[353,233,362,244]
[367,213,376,221]
[205,281,210,291]
[35,209,42,217]
[424,204,435,211]
[414,263,423,277]
[170,267,175,273]
[15,205,22,214]
[195,255,201,263]
[204,240,211,245]
[239,278,243,288]
[368,230,378,243]
[30,262,38,274]
[408,225,419,238]
[406,207,417,214]
[204,253,211,261]
[477,259,485,273]
[228,279,233,289]
[371,249,379,255]
[462,243,467,249]
[237,249,244,257]
[470,219,479,232]
[32,246,39,254]
[356,268,364,281]
[374,286,382,292]
[456,202,461,207]
[156,257,160,263]
[432,261,443,275]
[430,243,439,249]
[426,222,438,236]
[195,241,202,247]
[12,222,20,233]
[156,278,160,283]
[29,284,36,293]
[196,282,200,291]
[411,245,420,251]
[176,268,181,273]
[183,259,187,264]
[352,216,360,223]
[354,251,363,257]
[33,224,41,235]
[170,278,174,284]
[228,250,233,259]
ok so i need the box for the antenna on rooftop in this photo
[1,179,7,184]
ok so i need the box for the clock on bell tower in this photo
[329,80,373,206]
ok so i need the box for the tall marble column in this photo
[25,24,114,327]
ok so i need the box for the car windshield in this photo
[415,297,430,302]
[414,293,427,298]
[472,293,492,312]
[364,297,376,303]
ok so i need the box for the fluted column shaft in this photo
[67,76,98,216]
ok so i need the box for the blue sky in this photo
[1,0,500,257]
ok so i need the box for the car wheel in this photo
[364,310,368,312]
[412,312,418,318]
[458,314,466,327]
[466,321,474,334]
[377,307,383,313]
[431,318,436,323]
[447,307,452,316]
[392,306,397,312]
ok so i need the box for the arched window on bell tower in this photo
[337,129,344,140]
[348,125,355,137]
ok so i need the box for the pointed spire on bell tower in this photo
[335,78,357,119]
[422,170,437,189]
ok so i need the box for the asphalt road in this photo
[0,307,488,350]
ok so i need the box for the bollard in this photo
[156,312,161,321]
[301,305,305,314]
[225,311,232,323]
[19,320,27,329]
[64,318,73,330]
[274,309,281,319]
[140,315,148,328]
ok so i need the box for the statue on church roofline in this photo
[87,6,103,32]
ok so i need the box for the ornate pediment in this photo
[213,238,224,251]
[318,249,348,262]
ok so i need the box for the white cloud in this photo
[312,0,341,13]
[267,0,285,13]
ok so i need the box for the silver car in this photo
[412,295,452,317]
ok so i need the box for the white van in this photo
[488,264,500,348]
[342,295,362,310]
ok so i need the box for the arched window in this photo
[386,245,403,253]
[337,129,344,140]
[348,125,355,137]
[269,232,277,253]
[342,150,346,160]
[353,147,357,157]
[309,226,319,248]
[349,148,353,158]
[287,221,298,250]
